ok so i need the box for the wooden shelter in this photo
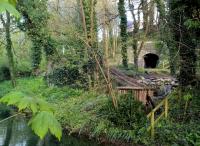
[117,86,156,104]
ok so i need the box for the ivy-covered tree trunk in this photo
[167,40,176,75]
[5,13,16,87]
[81,0,100,87]
[128,0,140,71]
[149,2,155,33]
[133,39,139,71]
[141,0,148,31]
[118,0,128,68]
[31,39,42,72]
[156,0,177,75]
[17,0,49,74]
[0,12,16,87]
[170,0,199,88]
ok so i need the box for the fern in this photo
[0,91,62,140]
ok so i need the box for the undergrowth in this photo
[0,78,200,145]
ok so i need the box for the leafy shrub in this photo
[46,66,87,88]
[98,94,147,130]
[17,70,32,77]
[42,86,83,101]
[0,66,11,82]
[153,120,200,146]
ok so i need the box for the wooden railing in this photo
[147,97,169,139]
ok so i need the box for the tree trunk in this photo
[141,0,148,31]
[149,3,155,33]
[133,40,139,71]
[118,0,128,68]
[156,0,177,75]
[4,12,16,87]
[128,0,140,71]
[168,41,176,75]
[170,0,198,89]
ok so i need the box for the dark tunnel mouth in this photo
[144,53,159,68]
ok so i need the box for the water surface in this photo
[0,117,103,146]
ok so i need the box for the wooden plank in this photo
[146,96,170,139]
[152,98,165,112]
[147,112,151,119]
[164,98,168,118]
[117,86,156,90]
[154,112,165,125]
[147,112,165,131]
[150,111,155,139]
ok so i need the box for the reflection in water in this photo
[0,117,101,146]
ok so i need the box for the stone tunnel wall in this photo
[138,41,158,68]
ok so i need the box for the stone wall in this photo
[137,41,158,68]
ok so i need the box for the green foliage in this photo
[153,120,200,146]
[42,86,83,102]
[28,111,62,140]
[169,0,199,87]
[17,0,53,70]
[118,0,128,67]
[183,93,192,101]
[0,91,54,114]
[152,89,200,145]
[0,0,20,17]
[82,0,98,47]
[82,0,99,81]
[0,66,10,82]
[0,78,199,145]
[0,103,11,117]
[98,94,147,130]
[47,66,87,88]
[0,78,62,141]
[184,19,200,29]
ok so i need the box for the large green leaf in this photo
[0,0,20,17]
[28,111,62,141]
[0,91,54,114]
[8,0,17,6]
[0,91,62,140]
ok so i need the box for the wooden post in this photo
[164,98,168,118]
[150,111,155,139]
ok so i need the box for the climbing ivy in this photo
[169,0,199,88]
[82,0,100,86]
[118,0,128,68]
[17,0,52,71]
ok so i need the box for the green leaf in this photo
[0,91,62,140]
[0,91,54,114]
[183,93,192,101]
[28,111,62,141]
[0,1,20,17]
[0,91,24,105]
[37,98,55,113]
[8,0,17,6]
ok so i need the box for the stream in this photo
[0,116,104,146]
